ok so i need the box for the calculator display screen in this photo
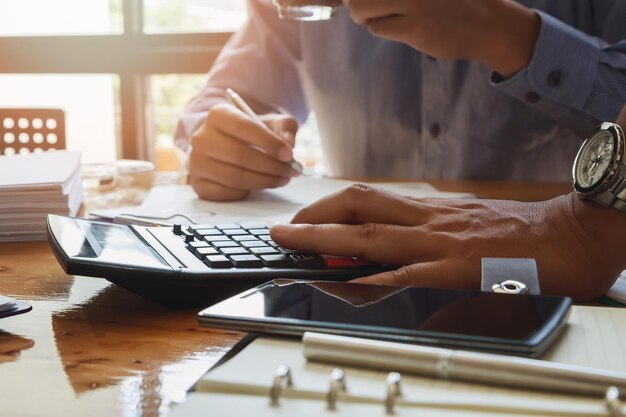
[61,220,168,268]
[201,279,570,344]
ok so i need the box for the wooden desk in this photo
[0,179,571,417]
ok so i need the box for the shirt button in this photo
[525,92,540,103]
[547,70,562,87]
[429,123,441,138]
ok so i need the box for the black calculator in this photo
[46,215,393,306]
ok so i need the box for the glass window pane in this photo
[143,0,247,34]
[0,75,119,164]
[0,0,122,36]
[148,74,206,171]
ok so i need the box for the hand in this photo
[270,185,626,301]
[189,103,299,201]
[343,0,540,77]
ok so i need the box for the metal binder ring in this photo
[269,364,292,407]
[384,372,403,415]
[491,280,528,295]
[326,368,347,411]
[605,386,623,417]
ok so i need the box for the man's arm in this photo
[343,0,626,135]
[270,106,626,301]
[176,0,308,148]
[178,0,310,201]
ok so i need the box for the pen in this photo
[225,88,304,175]
[302,332,626,398]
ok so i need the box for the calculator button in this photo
[259,235,273,242]
[222,229,248,236]
[195,247,220,259]
[278,247,300,254]
[220,247,249,255]
[204,255,233,268]
[204,235,231,242]
[322,256,355,269]
[261,254,293,268]
[354,259,374,267]
[188,224,216,231]
[241,241,268,248]
[187,241,211,250]
[230,255,263,268]
[290,254,324,268]
[250,247,279,255]
[240,222,268,230]
[194,228,221,237]
[215,223,240,230]
[232,235,258,242]
[212,241,240,248]
[267,240,279,247]
[248,228,270,235]
[183,232,195,243]
[173,224,183,235]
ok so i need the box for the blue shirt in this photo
[178,0,626,181]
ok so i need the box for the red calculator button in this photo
[322,256,355,269]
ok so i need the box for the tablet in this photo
[198,279,572,357]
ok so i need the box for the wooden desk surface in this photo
[0,178,571,417]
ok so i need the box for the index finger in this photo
[291,184,427,226]
[270,222,438,265]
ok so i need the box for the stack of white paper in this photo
[0,151,83,242]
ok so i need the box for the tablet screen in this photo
[200,279,570,349]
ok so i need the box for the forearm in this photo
[175,0,308,149]
[488,9,626,135]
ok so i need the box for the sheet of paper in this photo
[608,272,626,304]
[90,177,474,226]
[0,151,81,192]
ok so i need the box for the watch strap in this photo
[481,258,541,295]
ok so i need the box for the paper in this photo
[90,177,473,226]
[0,151,83,242]
[608,272,626,305]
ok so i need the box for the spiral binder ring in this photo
[384,372,403,415]
[326,368,347,411]
[269,364,292,407]
[606,386,623,417]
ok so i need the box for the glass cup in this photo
[272,0,342,21]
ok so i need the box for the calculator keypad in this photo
[176,223,369,270]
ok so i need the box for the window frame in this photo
[0,0,232,160]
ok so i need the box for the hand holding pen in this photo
[187,88,302,202]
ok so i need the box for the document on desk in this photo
[170,306,626,417]
[89,177,473,226]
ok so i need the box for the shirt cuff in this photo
[491,10,601,116]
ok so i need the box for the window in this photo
[0,0,247,169]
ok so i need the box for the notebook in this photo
[170,306,626,417]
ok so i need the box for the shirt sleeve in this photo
[175,0,308,150]
[491,10,626,136]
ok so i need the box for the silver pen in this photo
[225,88,304,175]
[303,332,626,398]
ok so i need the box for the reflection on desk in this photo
[0,252,243,417]
[0,331,34,364]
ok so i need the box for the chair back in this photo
[0,108,66,156]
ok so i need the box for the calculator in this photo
[46,215,394,306]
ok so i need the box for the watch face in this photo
[574,130,616,189]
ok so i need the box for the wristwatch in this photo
[573,122,626,212]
